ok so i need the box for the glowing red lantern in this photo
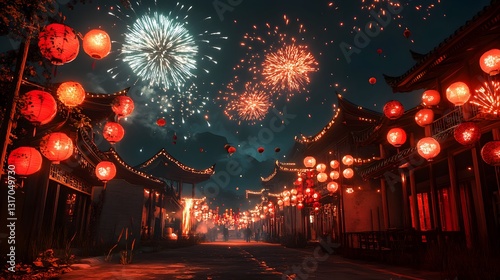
[38,23,79,65]
[446,82,470,106]
[303,156,316,168]
[383,100,404,120]
[327,181,339,193]
[481,141,500,166]
[39,132,74,164]
[403,29,411,38]
[316,163,327,172]
[329,171,339,180]
[297,202,304,209]
[415,108,434,127]
[20,90,57,125]
[343,168,354,179]
[83,29,112,59]
[103,122,125,144]
[313,201,321,212]
[257,147,265,153]
[454,122,481,146]
[317,172,328,183]
[156,118,166,127]
[342,155,354,166]
[7,147,43,176]
[95,161,117,182]
[422,90,441,107]
[387,127,407,147]
[111,96,134,118]
[227,146,236,154]
[330,160,339,169]
[57,82,86,107]
[479,49,500,76]
[376,48,383,55]
[368,77,377,85]
[417,137,441,161]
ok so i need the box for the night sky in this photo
[2,0,492,210]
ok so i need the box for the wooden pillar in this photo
[49,184,61,244]
[447,152,460,231]
[379,144,389,229]
[159,192,163,239]
[471,146,489,250]
[409,169,420,230]
[400,171,411,229]
[429,164,440,230]
[147,188,153,238]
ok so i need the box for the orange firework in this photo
[470,81,500,116]
[224,83,272,124]
[262,43,318,93]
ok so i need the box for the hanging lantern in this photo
[479,49,500,76]
[330,160,339,169]
[415,108,435,127]
[383,100,404,120]
[422,90,441,107]
[368,77,377,85]
[303,156,316,168]
[446,82,470,106]
[39,132,74,164]
[403,29,411,38]
[156,118,166,127]
[454,122,481,146]
[481,141,500,166]
[83,29,112,59]
[312,192,320,201]
[95,161,117,182]
[342,155,354,166]
[7,147,43,176]
[297,202,304,209]
[317,172,328,183]
[227,146,236,155]
[257,147,265,154]
[103,122,125,144]
[38,23,80,65]
[275,147,281,153]
[316,163,326,173]
[111,96,134,118]
[329,170,339,180]
[313,201,321,212]
[417,137,441,161]
[20,90,57,125]
[343,168,354,179]
[386,127,407,147]
[327,181,339,193]
[57,82,86,107]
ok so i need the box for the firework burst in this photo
[108,1,225,90]
[470,81,500,116]
[224,83,272,124]
[262,44,318,93]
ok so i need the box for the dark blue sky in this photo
[4,0,491,210]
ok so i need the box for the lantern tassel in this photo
[32,126,37,137]
[92,60,96,70]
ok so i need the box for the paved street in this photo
[58,239,442,280]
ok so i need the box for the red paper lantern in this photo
[329,171,339,180]
[317,172,328,183]
[297,202,304,209]
[274,147,281,153]
[368,77,377,85]
[330,160,339,169]
[454,122,481,146]
[403,29,411,38]
[303,156,316,168]
[342,155,354,166]
[481,141,500,166]
[422,90,441,107]
[83,29,112,59]
[257,147,264,153]
[316,163,327,172]
[95,161,117,182]
[479,49,500,76]
[415,108,434,127]
[103,122,125,144]
[327,181,339,193]
[111,96,134,118]
[383,100,404,120]
[156,118,166,127]
[417,137,440,161]
[446,82,470,106]
[387,127,407,147]
[39,132,74,164]
[57,82,86,107]
[343,168,354,179]
[7,147,43,176]
[227,146,236,154]
[38,23,79,65]
[313,201,321,212]
[20,90,57,125]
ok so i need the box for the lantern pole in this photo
[1,32,32,175]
